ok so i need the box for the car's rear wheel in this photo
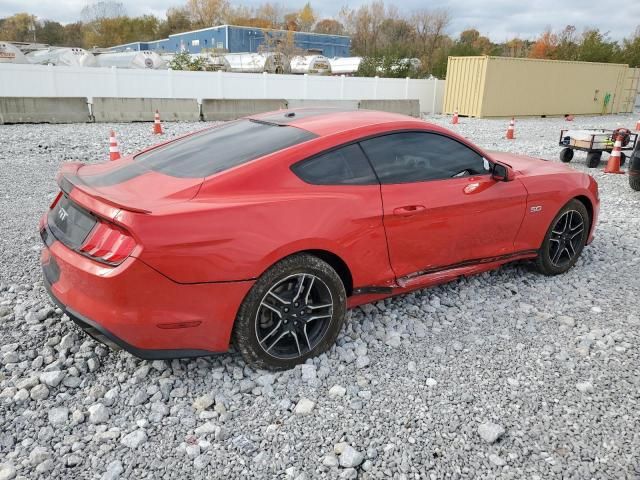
[536,199,590,276]
[630,174,640,191]
[233,254,347,370]
[586,152,602,168]
[559,148,574,163]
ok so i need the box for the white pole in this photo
[262,71,268,99]
[303,74,308,99]
[432,79,438,114]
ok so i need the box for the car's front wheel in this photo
[536,199,590,276]
[233,254,347,370]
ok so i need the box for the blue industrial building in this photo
[109,25,350,57]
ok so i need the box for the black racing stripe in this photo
[79,162,149,188]
[59,176,75,195]
[255,108,354,125]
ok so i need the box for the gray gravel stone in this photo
[576,381,595,393]
[328,385,346,397]
[478,422,505,444]
[100,460,124,480]
[293,398,315,415]
[29,384,49,401]
[120,430,147,449]
[338,445,364,468]
[0,463,16,480]
[48,407,69,426]
[88,403,109,424]
[39,370,65,387]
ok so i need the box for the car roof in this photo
[249,108,429,137]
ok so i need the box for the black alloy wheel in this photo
[255,273,334,360]
[536,199,589,276]
[233,254,346,370]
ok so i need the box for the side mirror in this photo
[492,163,511,182]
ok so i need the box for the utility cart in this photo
[558,128,637,168]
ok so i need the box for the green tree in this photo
[556,25,579,60]
[169,50,210,70]
[356,56,412,78]
[0,13,37,42]
[62,22,85,47]
[618,27,640,67]
[578,29,619,62]
[313,19,343,35]
[35,20,65,45]
[158,7,192,38]
[298,3,316,32]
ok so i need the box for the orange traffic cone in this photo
[604,134,625,174]
[506,118,515,139]
[635,119,640,131]
[153,110,163,134]
[109,130,121,161]
[452,109,459,125]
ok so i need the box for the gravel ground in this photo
[0,114,639,480]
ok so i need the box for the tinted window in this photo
[134,120,316,178]
[360,132,489,184]
[292,144,378,185]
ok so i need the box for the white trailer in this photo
[0,42,28,64]
[329,57,362,76]
[27,47,96,67]
[290,55,331,75]
[224,52,288,74]
[94,51,166,69]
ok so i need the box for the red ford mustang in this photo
[40,109,599,369]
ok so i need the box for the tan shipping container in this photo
[443,56,639,118]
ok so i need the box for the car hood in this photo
[58,157,203,212]
[488,151,574,177]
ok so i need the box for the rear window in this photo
[134,119,317,178]
[292,144,378,185]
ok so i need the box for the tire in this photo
[559,148,574,163]
[586,152,602,168]
[536,199,590,276]
[232,254,347,370]
[619,152,626,167]
[630,175,640,191]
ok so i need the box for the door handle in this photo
[393,205,426,216]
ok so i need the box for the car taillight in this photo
[50,191,62,209]
[79,220,136,265]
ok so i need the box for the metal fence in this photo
[0,63,445,114]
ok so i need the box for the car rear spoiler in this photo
[56,163,151,215]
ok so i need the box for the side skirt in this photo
[347,250,538,308]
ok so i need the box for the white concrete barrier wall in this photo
[0,63,445,114]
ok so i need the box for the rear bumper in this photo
[41,225,254,359]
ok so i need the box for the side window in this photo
[291,144,378,185]
[360,132,489,184]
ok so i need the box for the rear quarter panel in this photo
[119,128,399,286]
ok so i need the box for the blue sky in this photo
[1,0,639,41]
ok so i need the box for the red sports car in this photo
[40,109,599,369]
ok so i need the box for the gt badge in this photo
[58,207,69,221]
[530,205,543,213]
